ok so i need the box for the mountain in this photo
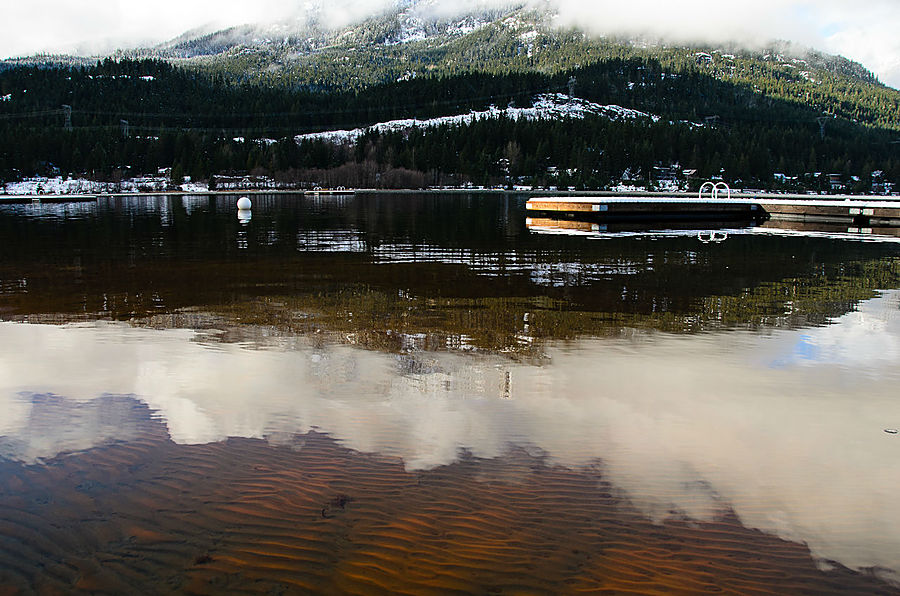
[6,1,896,127]
[151,2,504,61]
[1,2,899,191]
[144,5,876,85]
[107,2,895,133]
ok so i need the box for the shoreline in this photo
[2,188,899,204]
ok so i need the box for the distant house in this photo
[827,173,846,192]
[873,180,894,195]
[773,172,798,183]
[872,171,890,195]
[621,167,642,182]
[651,165,678,183]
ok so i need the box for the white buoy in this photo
[237,209,252,224]
[236,196,252,210]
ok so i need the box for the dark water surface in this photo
[2,193,900,594]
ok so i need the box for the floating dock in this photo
[526,195,900,226]
[305,189,355,196]
[754,198,900,226]
[0,194,99,204]
[526,196,764,223]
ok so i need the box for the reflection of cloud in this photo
[777,292,900,371]
[0,393,153,462]
[519,334,900,578]
[2,292,900,577]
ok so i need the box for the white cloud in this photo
[550,0,900,87]
[0,0,316,57]
[552,0,807,47]
[820,21,900,88]
[1,0,899,88]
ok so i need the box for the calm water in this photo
[2,193,900,594]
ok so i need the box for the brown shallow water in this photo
[2,194,900,594]
[1,422,896,595]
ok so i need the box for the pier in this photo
[526,194,900,227]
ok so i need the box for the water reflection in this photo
[527,215,900,244]
[2,291,900,579]
[779,295,900,371]
[4,194,900,345]
[4,194,900,590]
[0,200,101,220]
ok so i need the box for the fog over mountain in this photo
[2,0,899,88]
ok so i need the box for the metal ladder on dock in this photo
[698,181,731,200]
[697,182,732,243]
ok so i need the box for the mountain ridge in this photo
[157,5,882,90]
[3,2,885,93]
[1,2,899,191]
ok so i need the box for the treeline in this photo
[3,51,898,135]
[341,115,900,189]
[1,57,899,190]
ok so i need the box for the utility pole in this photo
[816,116,828,140]
[61,105,72,131]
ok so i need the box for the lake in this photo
[1,193,900,594]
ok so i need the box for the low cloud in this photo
[2,0,899,88]
[551,0,806,47]
[549,0,900,87]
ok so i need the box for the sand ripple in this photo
[0,428,896,595]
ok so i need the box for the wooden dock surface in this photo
[526,195,900,226]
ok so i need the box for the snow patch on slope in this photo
[383,4,490,46]
[296,93,659,145]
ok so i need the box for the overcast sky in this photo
[1,0,898,89]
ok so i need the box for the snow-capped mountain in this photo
[4,0,879,96]
[125,0,876,97]
[153,0,515,59]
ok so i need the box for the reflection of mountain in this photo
[3,194,900,353]
[2,294,900,580]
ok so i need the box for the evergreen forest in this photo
[2,15,900,193]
